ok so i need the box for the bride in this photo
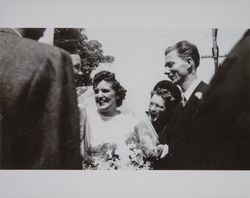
[80,70,168,170]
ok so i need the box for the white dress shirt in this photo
[183,79,201,102]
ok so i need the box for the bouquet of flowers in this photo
[82,143,121,170]
[125,142,154,170]
[82,136,158,170]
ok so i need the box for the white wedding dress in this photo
[80,108,159,170]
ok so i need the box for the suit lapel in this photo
[185,81,207,108]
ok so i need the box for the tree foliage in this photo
[54,28,115,86]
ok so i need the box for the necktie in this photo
[181,96,187,107]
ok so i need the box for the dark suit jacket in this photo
[0,28,81,169]
[160,81,208,169]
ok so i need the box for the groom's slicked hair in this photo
[165,40,200,69]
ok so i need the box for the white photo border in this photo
[0,0,249,198]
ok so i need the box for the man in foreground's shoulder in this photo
[193,29,250,169]
[0,28,81,169]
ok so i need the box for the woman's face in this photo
[149,94,166,122]
[94,80,117,114]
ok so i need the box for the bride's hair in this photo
[92,70,127,107]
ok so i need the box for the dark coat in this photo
[159,81,208,169]
[190,30,250,170]
[0,28,81,169]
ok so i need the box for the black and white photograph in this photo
[1,27,249,170]
[0,0,249,197]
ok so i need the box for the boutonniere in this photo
[194,92,203,100]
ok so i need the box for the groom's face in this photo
[164,50,190,86]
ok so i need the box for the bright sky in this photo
[84,28,245,113]
[40,28,246,113]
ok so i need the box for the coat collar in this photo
[183,79,201,101]
[183,81,208,107]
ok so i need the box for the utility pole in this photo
[212,28,219,72]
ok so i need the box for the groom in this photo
[162,40,208,169]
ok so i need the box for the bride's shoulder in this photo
[119,112,137,124]
[131,111,149,124]
[119,111,151,130]
[119,111,135,119]
[78,106,98,122]
[119,111,150,125]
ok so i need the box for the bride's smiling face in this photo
[94,80,118,114]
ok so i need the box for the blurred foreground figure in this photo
[0,28,81,169]
[191,30,250,169]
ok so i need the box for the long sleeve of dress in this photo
[79,107,88,158]
[135,113,159,152]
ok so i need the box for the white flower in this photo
[106,149,113,159]
[194,92,203,100]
